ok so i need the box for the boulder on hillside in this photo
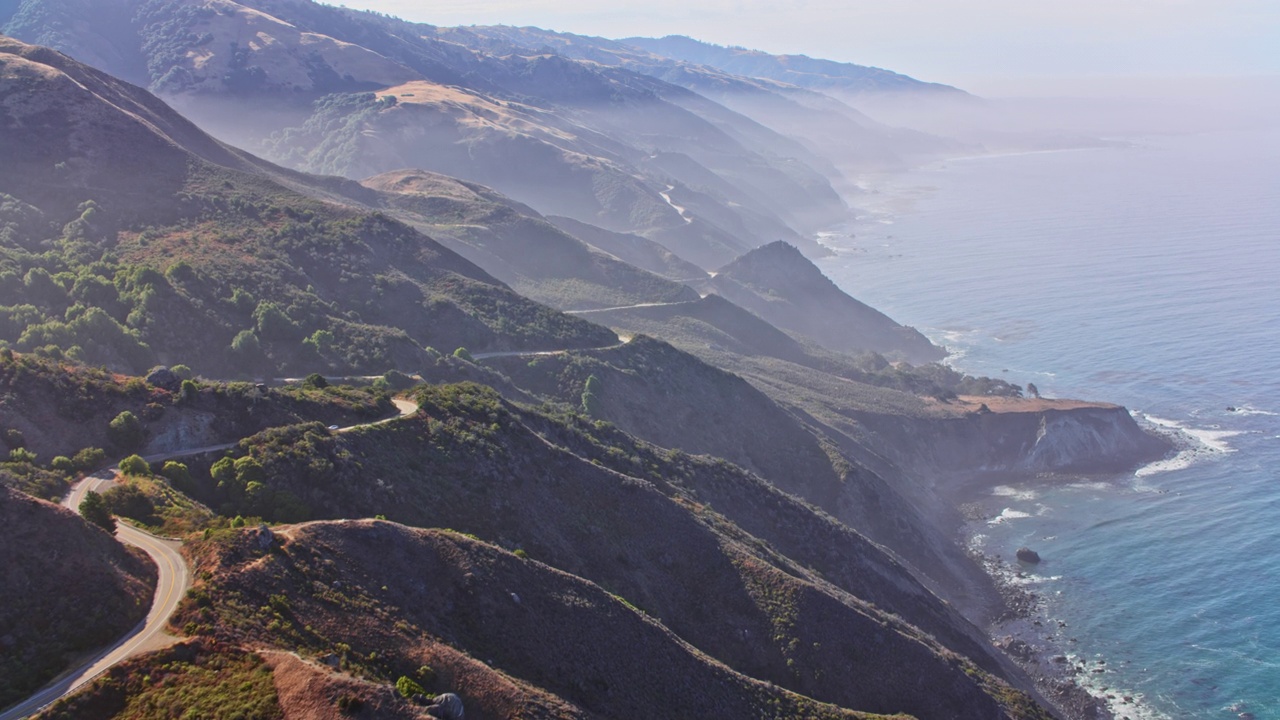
[146,366,181,391]
[427,692,464,719]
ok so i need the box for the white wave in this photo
[1076,675,1173,720]
[1135,414,1243,477]
[1232,404,1278,417]
[992,485,1039,501]
[1066,480,1112,492]
[1135,453,1195,477]
[988,508,1033,525]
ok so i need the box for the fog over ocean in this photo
[819,126,1280,719]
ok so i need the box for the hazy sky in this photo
[331,0,1279,94]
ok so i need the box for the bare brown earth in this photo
[174,520,929,720]
[934,395,1120,417]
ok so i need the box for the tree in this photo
[382,369,415,390]
[80,490,115,532]
[118,454,151,476]
[211,456,238,498]
[581,374,602,417]
[230,329,261,358]
[160,460,191,486]
[302,329,334,357]
[452,347,473,363]
[302,372,328,390]
[234,456,265,485]
[103,483,155,522]
[1026,382,1041,399]
[107,411,144,452]
[72,446,106,471]
[253,301,299,342]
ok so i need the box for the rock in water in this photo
[1016,547,1041,564]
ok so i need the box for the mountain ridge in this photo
[0,22,1170,720]
[622,35,967,97]
[0,36,618,376]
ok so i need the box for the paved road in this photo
[563,300,698,316]
[471,336,635,361]
[0,474,191,720]
[0,396,420,719]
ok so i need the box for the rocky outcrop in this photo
[850,403,1171,486]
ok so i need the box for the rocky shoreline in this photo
[978,548,1117,720]
[949,412,1191,720]
[961,478,1174,720]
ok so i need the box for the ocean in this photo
[817,127,1280,719]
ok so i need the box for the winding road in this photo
[0,397,419,720]
[562,300,700,316]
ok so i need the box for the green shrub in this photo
[72,447,106,471]
[160,460,191,485]
[395,675,425,699]
[4,428,25,449]
[50,455,75,473]
[383,369,415,390]
[336,694,363,713]
[267,593,290,613]
[102,483,155,522]
[118,454,151,476]
[302,372,328,389]
[452,347,473,363]
[230,329,261,359]
[79,490,115,532]
[302,329,334,356]
[107,411,145,452]
[581,374,602,416]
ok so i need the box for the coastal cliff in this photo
[848,397,1173,493]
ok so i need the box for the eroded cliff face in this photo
[850,401,1173,490]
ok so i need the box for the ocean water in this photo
[817,128,1280,719]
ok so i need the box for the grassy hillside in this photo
[0,487,156,710]
[0,350,397,499]
[162,518,1047,719]
[361,169,701,310]
[0,38,615,377]
[154,381,1049,718]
